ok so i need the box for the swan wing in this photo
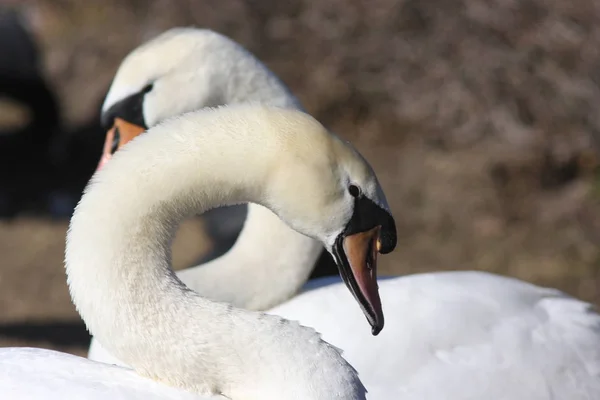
[271,271,600,399]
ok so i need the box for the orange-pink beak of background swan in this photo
[96,118,145,171]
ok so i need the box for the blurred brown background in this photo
[0,0,599,357]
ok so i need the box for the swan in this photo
[86,27,600,399]
[1,105,397,399]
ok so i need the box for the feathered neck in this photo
[65,105,366,400]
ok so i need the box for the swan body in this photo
[270,272,600,399]
[92,270,600,399]
[2,105,395,398]
[0,348,215,400]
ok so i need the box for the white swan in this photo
[86,27,600,399]
[2,105,397,399]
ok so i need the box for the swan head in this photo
[98,27,299,170]
[260,110,397,335]
[97,28,199,170]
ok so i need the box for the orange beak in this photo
[97,117,146,171]
[341,226,384,334]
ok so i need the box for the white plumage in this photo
[85,27,600,399]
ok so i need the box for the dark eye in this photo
[348,184,361,198]
[110,126,121,154]
[142,83,154,94]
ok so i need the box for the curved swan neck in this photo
[65,106,365,399]
[178,203,323,310]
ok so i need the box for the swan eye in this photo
[348,184,361,198]
[142,83,154,94]
[111,127,121,154]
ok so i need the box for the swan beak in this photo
[338,225,385,336]
[332,193,396,335]
[96,118,146,171]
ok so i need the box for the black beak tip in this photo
[368,314,384,336]
[371,322,383,336]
